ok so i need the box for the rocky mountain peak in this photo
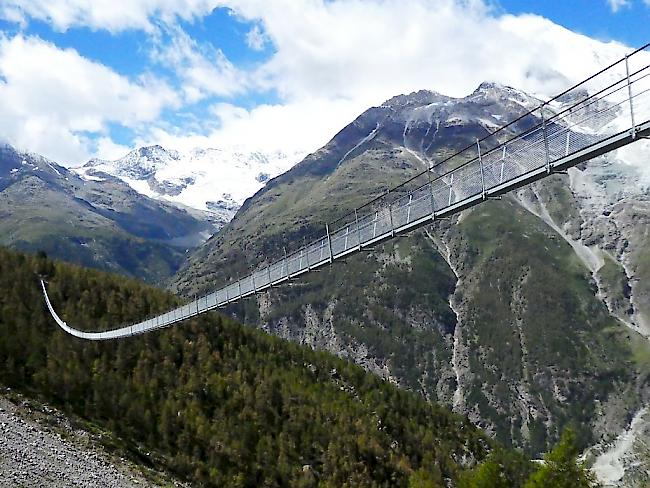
[110,145,180,180]
[469,81,543,110]
[0,144,70,183]
[381,89,449,109]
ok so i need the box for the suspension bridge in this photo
[43,43,650,340]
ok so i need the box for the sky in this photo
[0,0,648,165]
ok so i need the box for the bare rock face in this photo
[589,406,650,488]
[567,151,650,338]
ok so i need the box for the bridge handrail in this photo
[42,43,650,340]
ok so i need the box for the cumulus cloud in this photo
[151,26,248,103]
[0,34,179,163]
[232,0,632,104]
[138,97,365,154]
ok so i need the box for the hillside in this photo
[0,246,506,487]
[171,84,650,459]
[0,144,215,283]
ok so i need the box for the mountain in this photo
[171,82,650,468]
[76,145,307,225]
[0,144,215,283]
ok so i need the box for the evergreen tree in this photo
[524,428,600,488]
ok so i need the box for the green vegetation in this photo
[458,448,534,488]
[1,247,488,486]
[522,429,599,488]
[0,247,604,486]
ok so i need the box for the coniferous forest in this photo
[0,247,597,487]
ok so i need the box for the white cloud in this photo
[230,0,632,104]
[94,137,132,161]
[139,97,365,155]
[0,0,642,168]
[0,0,217,32]
[0,34,179,163]
[606,0,630,12]
[151,26,248,103]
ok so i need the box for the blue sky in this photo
[0,0,647,165]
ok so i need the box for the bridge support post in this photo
[477,139,486,200]
[252,269,256,294]
[326,223,334,264]
[448,173,454,206]
[355,209,362,249]
[406,194,413,224]
[499,145,506,183]
[267,265,272,287]
[237,275,242,298]
[427,167,435,219]
[542,108,551,174]
[284,248,289,279]
[625,54,637,139]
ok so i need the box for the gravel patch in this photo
[0,393,186,488]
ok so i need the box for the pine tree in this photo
[524,428,600,488]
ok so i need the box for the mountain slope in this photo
[0,144,214,283]
[0,246,504,487]
[171,84,650,459]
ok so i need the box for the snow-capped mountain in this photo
[0,143,215,282]
[76,145,308,224]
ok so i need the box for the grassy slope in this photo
[0,175,188,283]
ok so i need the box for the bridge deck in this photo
[42,44,650,340]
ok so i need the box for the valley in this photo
[2,70,649,488]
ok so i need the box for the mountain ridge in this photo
[76,144,308,225]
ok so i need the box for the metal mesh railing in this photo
[42,43,650,340]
